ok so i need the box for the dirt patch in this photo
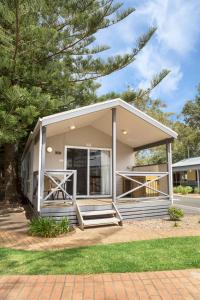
[0,208,200,251]
[126,215,200,231]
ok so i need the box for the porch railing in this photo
[43,169,77,203]
[116,171,169,201]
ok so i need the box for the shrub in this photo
[168,206,184,221]
[184,186,193,194]
[29,217,70,238]
[194,187,200,194]
[173,185,193,195]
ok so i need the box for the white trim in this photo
[37,124,42,212]
[167,143,173,204]
[64,145,112,198]
[112,108,116,202]
[41,99,177,139]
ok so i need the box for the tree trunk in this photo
[4,143,19,204]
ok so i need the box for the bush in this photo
[185,186,193,194]
[173,185,193,195]
[194,187,200,194]
[168,206,184,221]
[29,217,70,238]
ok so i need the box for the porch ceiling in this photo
[46,104,176,149]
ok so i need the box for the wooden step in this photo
[81,209,116,217]
[83,217,120,227]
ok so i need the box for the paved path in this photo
[1,269,200,299]
[174,196,200,214]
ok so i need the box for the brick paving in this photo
[1,269,200,299]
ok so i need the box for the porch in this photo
[32,165,172,228]
[41,198,171,226]
[21,99,177,228]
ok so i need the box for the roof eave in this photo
[41,98,178,140]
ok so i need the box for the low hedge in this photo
[173,185,193,195]
[29,217,70,238]
[168,206,184,221]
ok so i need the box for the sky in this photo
[95,0,200,114]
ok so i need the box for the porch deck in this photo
[41,197,169,208]
[40,198,171,226]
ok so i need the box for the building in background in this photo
[173,157,200,191]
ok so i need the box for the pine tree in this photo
[0,0,157,202]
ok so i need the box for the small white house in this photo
[173,157,200,191]
[21,98,177,229]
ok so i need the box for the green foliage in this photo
[168,206,184,221]
[173,185,193,195]
[183,85,200,130]
[28,217,70,238]
[0,0,157,144]
[194,187,200,194]
[172,122,200,163]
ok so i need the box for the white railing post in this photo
[112,107,117,202]
[73,170,77,204]
[40,126,46,209]
[37,124,46,212]
[166,143,173,204]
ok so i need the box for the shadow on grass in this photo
[1,236,200,275]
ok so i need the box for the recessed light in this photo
[46,146,53,153]
[122,130,128,135]
[69,125,76,130]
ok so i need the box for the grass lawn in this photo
[1,236,200,275]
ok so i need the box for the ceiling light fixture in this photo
[122,129,128,135]
[69,125,76,130]
[46,146,53,153]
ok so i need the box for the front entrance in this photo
[65,146,111,197]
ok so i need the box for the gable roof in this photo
[41,98,177,138]
[173,157,200,169]
[22,98,177,160]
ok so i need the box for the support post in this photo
[197,169,200,194]
[112,108,116,202]
[38,126,46,211]
[73,170,77,203]
[166,143,173,204]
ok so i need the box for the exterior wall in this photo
[33,137,39,172]
[187,169,196,181]
[173,168,198,188]
[45,126,135,195]
[21,136,39,209]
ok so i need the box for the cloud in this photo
[138,0,200,56]
[96,0,200,103]
[132,44,183,96]
[127,0,200,96]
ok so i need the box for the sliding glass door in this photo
[90,149,111,195]
[66,148,88,195]
[66,147,111,197]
